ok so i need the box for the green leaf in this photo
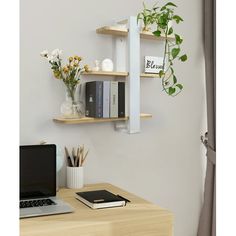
[164,2,177,7]
[173,15,183,24]
[171,48,180,59]
[179,54,187,61]
[160,6,166,11]
[176,84,183,90]
[159,70,164,77]
[173,75,177,84]
[175,34,183,44]
[168,87,176,95]
[153,30,161,37]
[159,14,168,25]
[161,2,177,11]
[170,67,174,74]
[168,27,173,35]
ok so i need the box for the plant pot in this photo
[142,26,151,32]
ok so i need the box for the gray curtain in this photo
[197,0,216,235]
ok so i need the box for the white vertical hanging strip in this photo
[113,33,128,132]
[127,16,140,134]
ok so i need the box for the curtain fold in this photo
[197,0,216,235]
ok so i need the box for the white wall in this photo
[20,0,207,235]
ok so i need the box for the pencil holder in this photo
[67,166,84,189]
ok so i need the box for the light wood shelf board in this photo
[140,31,175,40]
[83,71,128,77]
[96,26,128,36]
[83,71,161,79]
[96,26,174,40]
[140,73,161,78]
[53,113,152,124]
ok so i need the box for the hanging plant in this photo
[137,2,187,96]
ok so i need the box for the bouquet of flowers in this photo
[41,49,90,117]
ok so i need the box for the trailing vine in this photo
[137,2,187,96]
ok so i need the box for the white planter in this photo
[67,166,84,189]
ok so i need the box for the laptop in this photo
[20,144,74,218]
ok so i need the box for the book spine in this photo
[95,81,103,118]
[110,81,118,118]
[85,82,96,117]
[103,81,110,118]
[118,82,125,117]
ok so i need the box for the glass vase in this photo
[60,86,84,118]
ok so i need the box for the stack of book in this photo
[85,81,125,118]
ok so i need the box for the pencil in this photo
[81,149,89,166]
[75,146,80,167]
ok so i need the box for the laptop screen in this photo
[20,144,56,199]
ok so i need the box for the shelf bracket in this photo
[127,16,140,134]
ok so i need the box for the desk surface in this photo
[20,183,173,236]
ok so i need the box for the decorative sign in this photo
[144,56,164,74]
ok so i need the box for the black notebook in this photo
[75,190,126,209]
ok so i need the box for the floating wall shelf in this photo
[83,71,161,79]
[83,71,128,77]
[96,26,128,37]
[140,73,161,78]
[96,26,175,40]
[53,113,152,124]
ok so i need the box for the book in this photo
[118,82,125,117]
[109,81,118,118]
[85,81,103,118]
[75,190,126,209]
[103,81,110,118]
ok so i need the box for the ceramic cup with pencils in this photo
[65,145,89,189]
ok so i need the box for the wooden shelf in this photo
[83,71,128,77]
[53,113,152,124]
[96,26,128,37]
[96,26,174,40]
[140,73,161,78]
[83,71,161,79]
[140,31,174,40]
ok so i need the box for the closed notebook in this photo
[75,190,126,209]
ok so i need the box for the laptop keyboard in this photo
[20,199,56,208]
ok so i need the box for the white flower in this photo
[47,55,55,62]
[40,49,48,57]
[51,49,62,57]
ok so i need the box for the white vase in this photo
[67,166,84,189]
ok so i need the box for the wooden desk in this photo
[20,183,173,236]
